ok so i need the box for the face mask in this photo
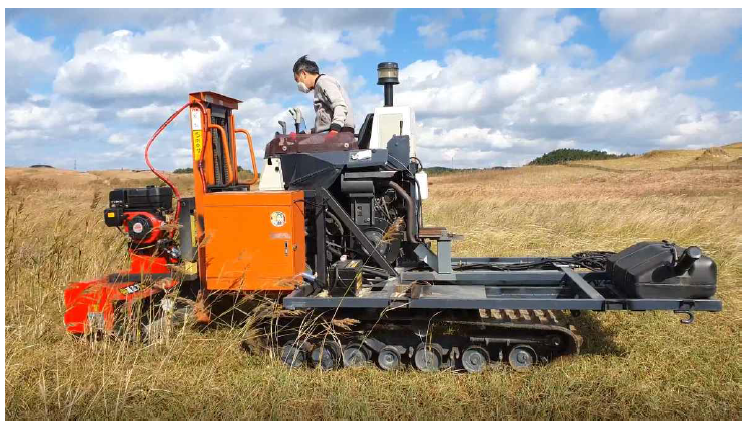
[297,80,311,93]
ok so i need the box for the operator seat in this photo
[356,113,374,149]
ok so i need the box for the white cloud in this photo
[6,97,104,141]
[52,9,395,109]
[496,65,540,97]
[600,9,742,65]
[5,25,62,101]
[417,22,450,48]
[107,133,129,145]
[588,88,659,123]
[418,125,515,150]
[116,103,185,124]
[659,111,742,147]
[396,46,741,166]
[4,9,742,171]
[54,30,233,102]
[5,9,396,170]
[496,9,582,64]
[453,28,488,42]
[400,60,443,85]
[415,9,465,48]
[395,53,537,118]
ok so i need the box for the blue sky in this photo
[5,8,743,170]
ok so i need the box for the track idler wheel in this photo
[413,344,442,372]
[461,346,490,373]
[508,345,536,371]
[280,343,307,368]
[342,343,371,367]
[310,342,341,370]
[377,345,402,371]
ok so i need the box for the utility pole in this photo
[74,159,77,171]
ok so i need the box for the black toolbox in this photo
[607,241,717,299]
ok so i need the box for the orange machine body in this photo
[201,190,306,291]
[187,92,304,293]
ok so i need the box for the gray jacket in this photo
[312,74,355,133]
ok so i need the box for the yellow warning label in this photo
[192,130,203,161]
[190,215,197,248]
[107,212,115,218]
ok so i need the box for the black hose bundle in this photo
[453,251,615,272]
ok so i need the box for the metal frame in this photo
[284,259,722,316]
[314,188,397,277]
[292,190,721,321]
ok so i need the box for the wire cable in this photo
[453,251,614,272]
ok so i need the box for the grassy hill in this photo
[572,142,742,171]
[528,148,632,165]
[4,142,742,420]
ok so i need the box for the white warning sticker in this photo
[191,108,202,131]
[270,211,286,227]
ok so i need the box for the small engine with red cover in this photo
[64,186,180,336]
[104,186,173,248]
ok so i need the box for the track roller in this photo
[280,343,307,368]
[310,341,341,370]
[413,344,442,372]
[461,346,489,373]
[342,342,371,367]
[377,345,402,370]
[508,344,536,371]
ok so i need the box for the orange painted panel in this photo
[201,191,305,291]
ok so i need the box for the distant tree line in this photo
[528,148,632,166]
[424,166,513,176]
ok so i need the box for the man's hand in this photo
[324,130,339,141]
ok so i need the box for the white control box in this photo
[258,157,285,191]
[370,106,417,158]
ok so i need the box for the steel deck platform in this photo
[283,263,722,317]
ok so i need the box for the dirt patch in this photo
[699,147,730,159]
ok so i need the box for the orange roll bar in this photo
[235,128,259,185]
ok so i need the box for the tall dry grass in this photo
[4,153,742,420]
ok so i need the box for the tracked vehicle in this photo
[64,62,721,372]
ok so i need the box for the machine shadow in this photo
[554,310,627,357]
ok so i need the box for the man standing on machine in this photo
[293,55,355,139]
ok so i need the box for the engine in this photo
[104,186,173,249]
[261,133,426,278]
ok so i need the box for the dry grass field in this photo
[4,144,742,420]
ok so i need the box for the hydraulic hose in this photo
[144,101,207,237]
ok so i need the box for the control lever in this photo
[289,108,304,133]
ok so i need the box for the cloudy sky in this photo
[4,8,743,170]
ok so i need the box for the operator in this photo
[293,55,355,140]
